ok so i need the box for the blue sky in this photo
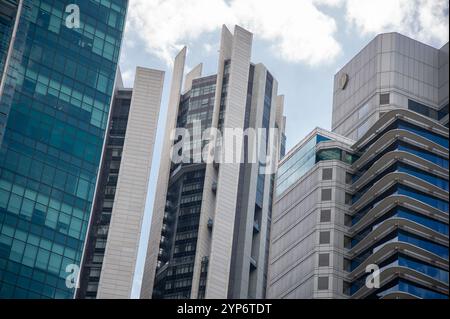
[117,0,449,297]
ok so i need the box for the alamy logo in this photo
[170,121,281,175]
[365,264,380,289]
[65,264,80,289]
[65,4,80,29]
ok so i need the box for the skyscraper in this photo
[0,0,128,298]
[267,33,449,299]
[141,25,286,299]
[76,67,164,299]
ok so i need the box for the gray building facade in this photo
[141,25,286,299]
[268,33,449,299]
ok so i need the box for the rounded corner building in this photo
[267,32,449,299]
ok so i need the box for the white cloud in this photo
[126,0,234,65]
[125,0,448,67]
[126,0,342,66]
[203,42,217,55]
[230,0,341,65]
[121,68,135,86]
[344,0,449,46]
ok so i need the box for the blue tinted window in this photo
[397,185,448,213]
[398,255,448,284]
[397,280,448,299]
[398,143,448,169]
[397,209,449,236]
[352,230,448,270]
[398,164,448,191]
[372,279,448,299]
[352,208,449,247]
[398,121,448,149]
[276,134,332,196]
[398,230,448,259]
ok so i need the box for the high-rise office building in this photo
[0,0,128,298]
[267,33,449,299]
[76,67,164,299]
[141,25,286,299]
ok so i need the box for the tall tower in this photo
[141,25,286,299]
[267,33,448,299]
[0,0,128,298]
[76,67,164,299]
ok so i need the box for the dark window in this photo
[322,168,333,180]
[321,189,332,201]
[408,99,438,120]
[345,193,353,205]
[344,214,352,227]
[343,281,351,295]
[320,210,331,223]
[318,253,330,267]
[319,231,330,244]
[343,258,351,272]
[345,172,353,184]
[318,277,329,290]
[380,93,390,105]
[344,236,352,249]
[438,104,448,121]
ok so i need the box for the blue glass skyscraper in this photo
[0,0,128,298]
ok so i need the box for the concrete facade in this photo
[333,33,449,140]
[269,33,449,299]
[267,129,354,298]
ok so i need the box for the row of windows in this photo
[190,84,216,98]
[164,278,193,291]
[276,135,331,196]
[166,264,194,277]
[179,194,203,205]
[175,231,197,242]
[0,177,90,226]
[1,150,94,199]
[7,98,104,162]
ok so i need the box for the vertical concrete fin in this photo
[116,66,125,90]
[97,67,165,299]
[184,63,203,93]
[206,25,253,299]
[189,24,235,299]
[140,47,186,299]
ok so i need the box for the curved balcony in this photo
[380,291,419,299]
[350,172,449,213]
[352,150,448,192]
[348,241,449,281]
[353,109,449,152]
[349,195,449,235]
[349,217,448,259]
[352,129,448,173]
[351,265,448,299]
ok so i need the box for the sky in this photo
[117,0,449,298]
